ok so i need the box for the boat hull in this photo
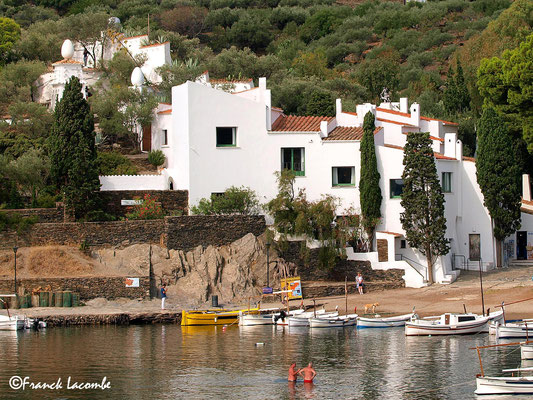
[309,315,357,328]
[288,311,337,327]
[0,318,24,331]
[405,318,489,336]
[238,313,275,326]
[521,344,533,360]
[496,325,533,339]
[181,308,259,326]
[357,313,414,328]
[475,376,533,395]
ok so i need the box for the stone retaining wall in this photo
[98,190,188,217]
[27,312,182,327]
[0,207,64,223]
[0,277,150,300]
[165,215,266,250]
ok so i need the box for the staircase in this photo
[508,259,533,268]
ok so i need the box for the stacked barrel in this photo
[0,290,80,309]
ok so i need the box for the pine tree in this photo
[476,107,521,267]
[359,111,382,249]
[400,132,449,284]
[49,77,100,219]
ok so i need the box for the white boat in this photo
[309,314,358,328]
[475,368,533,395]
[405,313,490,336]
[288,310,337,327]
[357,313,414,329]
[239,309,304,326]
[522,343,533,360]
[0,314,25,331]
[495,322,532,339]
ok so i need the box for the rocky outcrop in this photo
[152,233,289,307]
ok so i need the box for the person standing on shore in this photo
[298,362,317,383]
[161,284,167,310]
[356,272,364,295]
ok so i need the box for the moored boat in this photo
[475,368,533,395]
[181,308,259,326]
[288,310,336,327]
[405,313,490,336]
[357,313,414,329]
[309,314,358,328]
[0,314,25,331]
[495,322,532,339]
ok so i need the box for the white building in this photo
[99,78,533,287]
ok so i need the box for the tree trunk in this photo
[495,239,502,268]
[426,245,434,284]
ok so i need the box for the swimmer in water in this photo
[288,363,301,382]
[298,362,317,383]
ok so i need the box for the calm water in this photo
[0,324,528,399]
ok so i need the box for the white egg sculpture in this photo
[131,67,145,87]
[61,39,75,59]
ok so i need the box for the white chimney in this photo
[336,98,342,118]
[259,77,267,90]
[444,133,457,159]
[356,103,376,126]
[265,89,272,130]
[410,103,420,127]
[523,174,531,201]
[320,120,328,138]
[400,98,408,114]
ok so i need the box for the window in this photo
[281,148,305,176]
[400,240,406,249]
[442,172,452,193]
[216,127,236,147]
[162,129,168,146]
[390,179,404,198]
[332,167,355,186]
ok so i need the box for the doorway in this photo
[517,231,527,260]
[469,234,480,262]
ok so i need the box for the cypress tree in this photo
[359,111,382,249]
[49,77,100,219]
[455,60,471,112]
[476,107,521,267]
[442,65,457,115]
[400,132,449,284]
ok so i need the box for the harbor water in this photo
[0,324,528,399]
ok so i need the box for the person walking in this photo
[83,48,89,66]
[161,283,167,310]
[356,272,364,295]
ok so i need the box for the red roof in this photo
[211,78,253,84]
[378,118,416,127]
[463,156,475,162]
[343,111,357,116]
[271,115,333,132]
[377,108,410,117]
[323,126,364,141]
[158,109,172,115]
[420,116,458,126]
[140,41,169,49]
[377,231,402,237]
[434,153,456,160]
[53,59,82,65]
[384,144,404,150]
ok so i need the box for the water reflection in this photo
[0,325,528,399]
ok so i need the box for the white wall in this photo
[100,174,168,191]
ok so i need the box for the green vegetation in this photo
[147,149,165,168]
[192,186,260,215]
[400,131,449,284]
[0,211,37,233]
[97,151,138,175]
[476,107,521,267]
[359,111,381,248]
[49,76,100,219]
[126,194,164,220]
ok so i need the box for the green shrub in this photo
[147,150,166,167]
[82,210,117,222]
[0,212,37,233]
[191,186,260,215]
[35,193,58,208]
[97,151,138,175]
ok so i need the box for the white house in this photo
[99,77,533,287]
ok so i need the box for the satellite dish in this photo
[61,39,75,60]
[131,67,145,87]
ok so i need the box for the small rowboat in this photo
[239,309,304,326]
[522,343,533,360]
[357,313,414,329]
[288,310,336,327]
[405,313,490,336]
[0,314,25,331]
[309,314,358,328]
[475,368,533,395]
[181,308,259,326]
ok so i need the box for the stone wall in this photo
[0,220,165,249]
[0,215,266,250]
[0,207,64,223]
[0,277,149,300]
[377,239,388,262]
[98,190,188,217]
[165,215,266,250]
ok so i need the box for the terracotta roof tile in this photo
[421,116,459,126]
[522,198,533,206]
[377,108,410,117]
[343,111,357,116]
[272,106,284,112]
[271,115,333,132]
[210,78,253,83]
[521,207,533,216]
[435,153,456,160]
[463,156,475,162]
[53,59,82,65]
[158,109,172,115]
[377,231,402,237]
[384,144,404,150]
[378,118,416,127]
[140,41,169,49]
[323,126,364,141]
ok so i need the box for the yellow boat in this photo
[181,308,259,326]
